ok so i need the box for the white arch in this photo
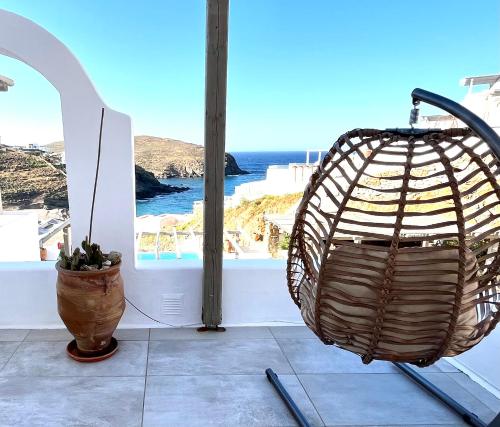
[0,9,136,264]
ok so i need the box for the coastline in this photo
[136,151,308,216]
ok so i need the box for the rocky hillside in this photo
[133,136,248,178]
[0,146,68,209]
[0,146,187,210]
[135,165,187,199]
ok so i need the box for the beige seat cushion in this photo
[300,243,480,364]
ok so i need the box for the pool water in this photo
[137,252,199,261]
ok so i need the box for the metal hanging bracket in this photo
[409,99,420,128]
[411,88,500,160]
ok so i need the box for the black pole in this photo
[265,369,311,427]
[393,363,487,427]
[88,107,105,244]
[488,413,500,427]
[411,88,500,161]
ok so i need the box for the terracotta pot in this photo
[40,247,47,261]
[56,262,125,355]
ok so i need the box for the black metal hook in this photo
[411,88,500,161]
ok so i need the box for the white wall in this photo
[0,212,39,261]
[0,260,302,328]
[233,164,316,203]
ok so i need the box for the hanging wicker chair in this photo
[287,127,500,367]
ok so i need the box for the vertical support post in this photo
[202,0,229,328]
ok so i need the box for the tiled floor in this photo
[0,326,498,426]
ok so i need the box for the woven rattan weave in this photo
[287,128,500,367]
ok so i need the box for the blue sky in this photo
[0,0,498,151]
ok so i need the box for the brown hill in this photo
[133,136,248,178]
[47,136,248,179]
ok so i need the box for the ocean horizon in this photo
[135,151,312,216]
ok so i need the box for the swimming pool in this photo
[137,252,200,261]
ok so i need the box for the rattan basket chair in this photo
[288,126,500,367]
[266,89,500,427]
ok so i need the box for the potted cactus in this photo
[56,240,124,360]
[55,107,125,361]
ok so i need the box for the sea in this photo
[135,151,310,216]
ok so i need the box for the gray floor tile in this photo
[445,371,500,414]
[0,329,29,342]
[299,373,464,426]
[0,326,496,426]
[270,325,317,339]
[278,338,397,374]
[150,326,273,340]
[0,376,144,427]
[115,328,150,340]
[25,328,149,342]
[143,374,324,426]
[421,372,499,423]
[0,342,20,370]
[148,339,293,375]
[0,340,148,377]
[24,329,73,341]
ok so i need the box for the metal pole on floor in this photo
[393,363,487,427]
[266,363,498,427]
[488,413,500,427]
[265,368,311,427]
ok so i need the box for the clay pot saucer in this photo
[66,337,118,363]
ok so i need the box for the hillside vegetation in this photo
[180,192,302,236]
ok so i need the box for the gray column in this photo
[202,0,229,328]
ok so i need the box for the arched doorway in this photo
[0,9,135,263]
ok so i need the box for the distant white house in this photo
[22,143,48,152]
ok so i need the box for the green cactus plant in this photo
[58,236,121,272]
[81,239,104,269]
[70,247,81,271]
